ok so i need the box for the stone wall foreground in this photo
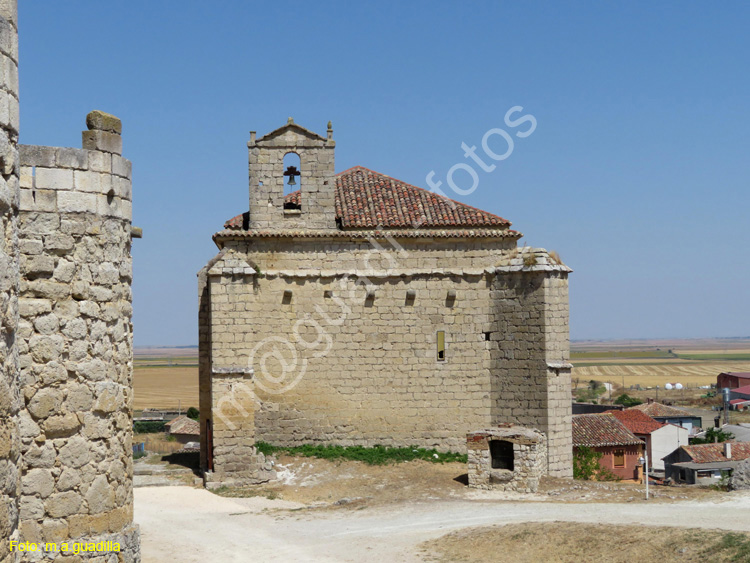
[13,112,140,561]
[0,2,20,562]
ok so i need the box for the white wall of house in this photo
[652,424,689,470]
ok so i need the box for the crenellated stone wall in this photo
[0,2,20,561]
[14,112,140,561]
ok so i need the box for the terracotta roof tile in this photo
[607,409,665,435]
[166,415,200,436]
[630,403,695,419]
[681,442,750,464]
[572,414,644,447]
[224,166,512,231]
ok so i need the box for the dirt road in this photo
[134,487,750,562]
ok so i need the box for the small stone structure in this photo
[467,426,547,492]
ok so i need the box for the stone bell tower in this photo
[247,118,336,230]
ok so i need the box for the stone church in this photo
[198,119,573,486]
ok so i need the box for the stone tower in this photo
[0,2,20,561]
[16,112,140,560]
[247,118,336,230]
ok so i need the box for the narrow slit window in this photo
[437,331,445,361]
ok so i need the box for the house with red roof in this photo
[729,384,750,411]
[608,409,688,471]
[630,401,703,435]
[199,119,574,487]
[573,414,645,481]
[165,415,200,445]
[663,442,750,485]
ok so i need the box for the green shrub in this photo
[573,446,602,480]
[133,421,167,434]
[614,393,642,407]
[255,442,467,465]
[186,407,200,420]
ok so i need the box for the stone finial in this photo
[86,110,122,135]
[327,120,333,141]
[287,117,294,124]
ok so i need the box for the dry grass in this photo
[421,522,750,563]
[133,433,187,455]
[133,366,198,410]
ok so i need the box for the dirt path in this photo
[134,487,750,563]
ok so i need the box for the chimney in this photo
[724,442,732,459]
[647,398,654,404]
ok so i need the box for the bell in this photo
[287,175,296,186]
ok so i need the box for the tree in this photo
[691,427,735,444]
[186,406,200,421]
[613,393,642,408]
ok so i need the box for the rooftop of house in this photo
[165,415,200,436]
[630,402,696,419]
[732,384,750,395]
[721,372,750,378]
[572,413,644,448]
[607,409,665,435]
[680,442,750,464]
[225,166,517,233]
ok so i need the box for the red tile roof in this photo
[573,414,644,447]
[732,384,750,395]
[225,166,513,231]
[630,403,695,419]
[166,415,200,436]
[607,409,665,435]
[681,442,750,464]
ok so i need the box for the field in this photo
[571,338,750,399]
[573,361,750,389]
[133,348,198,410]
[132,338,750,410]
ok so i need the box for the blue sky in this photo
[18,2,750,345]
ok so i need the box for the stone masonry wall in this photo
[201,238,573,471]
[0,2,20,561]
[248,121,336,230]
[14,112,140,561]
[489,260,573,478]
